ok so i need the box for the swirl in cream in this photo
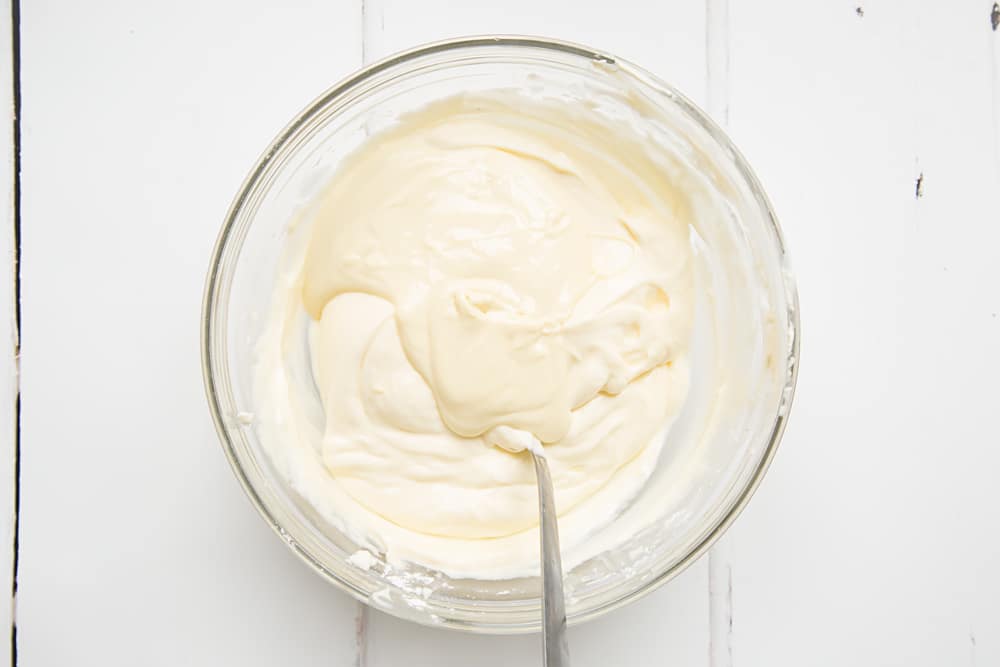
[257,92,705,575]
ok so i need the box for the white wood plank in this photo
[0,1,14,664]
[727,2,1000,665]
[367,561,709,667]
[16,2,363,665]
[360,2,713,664]
[362,0,709,106]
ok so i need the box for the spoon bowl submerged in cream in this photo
[203,37,798,632]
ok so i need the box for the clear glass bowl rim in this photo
[201,34,801,633]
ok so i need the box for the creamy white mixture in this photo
[256,93,706,579]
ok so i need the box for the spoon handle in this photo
[531,453,570,667]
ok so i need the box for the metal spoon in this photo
[530,452,570,667]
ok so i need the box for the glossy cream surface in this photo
[256,92,705,577]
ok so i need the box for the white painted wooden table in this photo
[5,1,999,665]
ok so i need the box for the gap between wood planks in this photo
[8,0,21,665]
[705,0,734,665]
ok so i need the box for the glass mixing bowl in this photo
[202,36,799,633]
